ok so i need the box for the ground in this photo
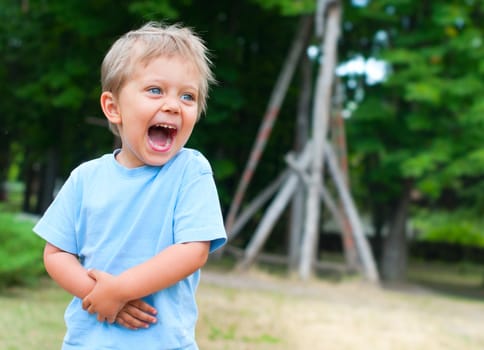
[196,267,484,350]
[1,265,484,349]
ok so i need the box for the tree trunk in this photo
[36,148,59,214]
[22,157,39,213]
[0,145,10,201]
[381,179,413,282]
[371,203,385,266]
[0,183,6,202]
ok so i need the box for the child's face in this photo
[104,55,200,168]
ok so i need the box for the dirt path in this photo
[196,268,484,350]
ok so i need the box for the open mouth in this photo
[148,123,177,151]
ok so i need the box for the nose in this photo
[161,96,180,114]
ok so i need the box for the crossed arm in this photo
[43,240,210,328]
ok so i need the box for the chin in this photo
[144,153,173,166]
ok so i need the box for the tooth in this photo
[154,123,176,129]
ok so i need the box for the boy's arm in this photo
[82,241,210,322]
[43,242,95,298]
[44,243,157,328]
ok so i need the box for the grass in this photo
[0,280,69,350]
[407,260,484,301]
[1,186,484,349]
[2,182,24,212]
[0,210,45,288]
[2,264,484,350]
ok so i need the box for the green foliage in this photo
[401,140,452,180]
[128,0,186,20]
[345,0,484,221]
[250,0,315,16]
[413,211,484,247]
[405,80,442,105]
[1,0,482,264]
[0,211,45,288]
[1,0,302,212]
[6,143,23,182]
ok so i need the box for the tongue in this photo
[149,127,172,149]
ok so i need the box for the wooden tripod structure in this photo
[224,1,379,283]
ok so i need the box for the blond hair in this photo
[101,22,215,135]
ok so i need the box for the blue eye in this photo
[148,87,162,95]
[181,93,195,101]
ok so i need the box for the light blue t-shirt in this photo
[33,148,227,350]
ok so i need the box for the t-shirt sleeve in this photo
[33,170,80,254]
[173,157,227,253]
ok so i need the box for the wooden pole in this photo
[285,152,345,237]
[331,80,359,270]
[324,142,380,283]
[237,142,313,271]
[228,171,288,240]
[289,54,313,272]
[224,15,313,235]
[299,2,341,280]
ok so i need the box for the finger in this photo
[116,316,137,330]
[117,311,151,330]
[124,304,157,324]
[83,301,95,314]
[82,298,90,310]
[85,302,98,315]
[129,300,157,315]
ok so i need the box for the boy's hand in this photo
[116,299,158,330]
[82,269,126,323]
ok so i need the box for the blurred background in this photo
[1,0,483,291]
[1,1,484,349]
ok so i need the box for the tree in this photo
[1,1,175,212]
[3,0,482,282]
[1,0,300,216]
[342,0,484,281]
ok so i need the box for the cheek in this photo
[121,118,147,139]
[185,119,197,134]
[179,123,196,143]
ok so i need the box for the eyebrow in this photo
[143,78,199,91]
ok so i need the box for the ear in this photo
[100,91,121,125]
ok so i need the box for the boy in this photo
[33,22,227,349]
